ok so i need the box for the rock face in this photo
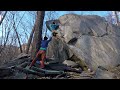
[46,37,73,63]
[46,36,88,71]
[93,67,116,79]
[47,14,120,71]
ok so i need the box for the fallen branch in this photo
[17,62,29,68]
[47,63,82,73]
[54,73,67,79]
[15,66,45,77]
[31,66,64,75]
[0,67,14,77]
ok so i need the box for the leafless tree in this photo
[26,11,59,54]
[0,11,7,26]
[0,11,59,64]
[104,11,120,26]
[31,11,45,58]
[104,11,113,24]
[26,26,35,54]
[0,11,36,64]
[13,22,23,53]
[114,11,119,26]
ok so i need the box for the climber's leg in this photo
[29,50,41,68]
[40,50,46,68]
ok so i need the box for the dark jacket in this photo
[40,37,52,50]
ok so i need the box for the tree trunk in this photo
[31,11,45,58]
[114,11,119,26]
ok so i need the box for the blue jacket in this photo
[40,37,52,50]
[49,24,59,31]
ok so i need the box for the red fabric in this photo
[30,50,46,68]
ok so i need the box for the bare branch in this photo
[13,22,23,53]
[0,11,7,26]
[26,26,35,54]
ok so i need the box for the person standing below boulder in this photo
[29,36,52,69]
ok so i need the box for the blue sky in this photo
[55,11,108,17]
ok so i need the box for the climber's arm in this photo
[49,24,52,31]
[47,36,52,43]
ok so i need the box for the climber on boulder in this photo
[49,21,60,37]
[29,36,52,69]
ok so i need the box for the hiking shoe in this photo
[40,61,45,69]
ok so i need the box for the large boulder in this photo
[46,37,73,63]
[55,14,120,71]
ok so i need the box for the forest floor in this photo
[1,53,120,79]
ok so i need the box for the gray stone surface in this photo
[56,14,120,70]
[93,67,116,79]
[62,60,79,68]
[46,37,73,63]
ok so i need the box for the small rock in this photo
[80,71,93,77]
[62,60,79,68]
